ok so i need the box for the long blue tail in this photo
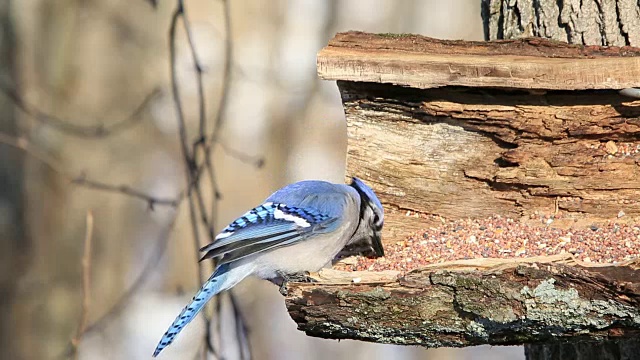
[153,264,240,357]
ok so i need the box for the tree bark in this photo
[482,3,640,358]
[481,0,640,46]
[286,260,640,347]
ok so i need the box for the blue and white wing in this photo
[199,202,338,264]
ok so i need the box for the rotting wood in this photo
[317,32,640,243]
[286,259,640,347]
[286,31,640,350]
[481,3,640,358]
[342,81,640,241]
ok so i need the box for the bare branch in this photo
[70,211,95,360]
[169,4,221,358]
[88,215,177,334]
[211,0,233,142]
[229,291,252,360]
[216,139,264,168]
[0,131,179,209]
[0,131,65,173]
[1,86,161,138]
[58,214,178,360]
[169,0,207,274]
[72,175,179,210]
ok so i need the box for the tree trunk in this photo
[481,0,640,47]
[0,2,30,359]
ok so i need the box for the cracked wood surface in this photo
[317,32,640,91]
[317,32,640,243]
[302,32,640,353]
[285,262,640,347]
[342,81,640,242]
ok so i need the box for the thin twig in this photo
[169,5,221,359]
[181,1,217,238]
[70,211,94,359]
[0,131,179,209]
[1,86,161,138]
[169,1,255,358]
[85,215,177,334]
[205,0,233,224]
[217,140,264,168]
[0,131,65,173]
[169,0,207,280]
[58,213,178,360]
[72,176,179,210]
[181,4,207,145]
[229,291,252,360]
[211,0,232,142]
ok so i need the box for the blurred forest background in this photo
[1,0,525,359]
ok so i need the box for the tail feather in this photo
[152,264,246,357]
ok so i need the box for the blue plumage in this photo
[153,264,232,357]
[212,202,332,242]
[199,202,335,263]
[152,178,385,357]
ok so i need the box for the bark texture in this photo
[283,31,640,353]
[482,2,640,358]
[317,32,640,242]
[481,0,640,46]
[286,261,640,347]
[341,81,640,240]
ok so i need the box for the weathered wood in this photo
[286,261,640,347]
[318,32,640,91]
[287,31,640,353]
[342,81,640,241]
[482,3,640,358]
[317,33,640,243]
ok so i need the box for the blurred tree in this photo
[0,1,30,359]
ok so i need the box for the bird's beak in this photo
[371,233,384,257]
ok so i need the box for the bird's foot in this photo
[286,271,317,283]
[279,281,288,296]
[274,271,317,296]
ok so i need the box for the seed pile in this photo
[341,215,640,273]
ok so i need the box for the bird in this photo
[152,177,384,357]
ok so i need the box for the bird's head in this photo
[348,177,385,257]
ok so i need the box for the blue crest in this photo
[350,177,383,211]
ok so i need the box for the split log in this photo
[284,32,640,351]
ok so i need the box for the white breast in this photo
[248,215,357,280]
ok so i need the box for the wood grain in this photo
[341,81,640,243]
[318,32,640,90]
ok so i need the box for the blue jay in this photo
[153,177,384,357]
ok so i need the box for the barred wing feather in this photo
[199,202,337,263]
